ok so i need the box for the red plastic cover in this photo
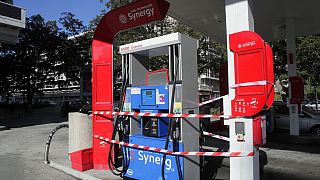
[265,44,274,109]
[289,76,304,104]
[229,31,274,116]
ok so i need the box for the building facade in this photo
[0,0,26,45]
[198,69,220,103]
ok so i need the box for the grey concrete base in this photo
[49,162,101,180]
[69,112,92,153]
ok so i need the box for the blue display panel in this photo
[130,85,169,110]
[124,135,183,180]
[142,89,156,106]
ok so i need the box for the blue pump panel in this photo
[131,85,169,110]
[141,109,169,137]
[124,135,183,180]
[142,89,156,106]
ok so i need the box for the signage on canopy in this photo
[94,0,170,42]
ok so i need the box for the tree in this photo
[0,45,16,104]
[0,12,95,109]
[9,15,65,110]
[0,0,13,4]
[270,35,320,100]
[103,0,132,10]
[59,12,87,36]
[58,12,92,89]
[270,40,288,80]
[296,35,320,100]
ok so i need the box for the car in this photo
[47,101,57,107]
[304,101,320,111]
[273,102,320,136]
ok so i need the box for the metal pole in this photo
[44,124,69,164]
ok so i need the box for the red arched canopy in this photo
[91,0,169,170]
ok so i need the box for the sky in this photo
[14,0,106,26]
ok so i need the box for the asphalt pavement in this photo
[0,107,75,180]
[0,107,319,180]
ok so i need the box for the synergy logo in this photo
[137,150,172,170]
[126,169,134,176]
[119,14,128,24]
[238,41,256,49]
[119,3,154,24]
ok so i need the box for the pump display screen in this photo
[141,89,156,106]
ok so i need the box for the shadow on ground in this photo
[0,107,67,129]
[263,168,320,180]
[265,131,320,154]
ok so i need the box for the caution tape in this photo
[199,96,225,107]
[198,81,273,106]
[230,80,272,88]
[202,131,230,141]
[94,111,230,119]
[94,135,253,157]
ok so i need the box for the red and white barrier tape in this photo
[230,80,272,88]
[94,111,230,119]
[202,131,230,141]
[94,135,253,157]
[199,96,225,107]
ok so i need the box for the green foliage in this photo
[0,0,13,4]
[88,10,107,31]
[12,15,63,105]
[296,35,320,101]
[274,92,283,101]
[0,13,91,108]
[270,40,288,79]
[297,35,320,85]
[103,0,132,10]
[59,12,87,36]
[271,35,320,101]
[0,45,16,103]
[59,12,91,86]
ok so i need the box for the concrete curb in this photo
[0,126,9,131]
[48,162,102,180]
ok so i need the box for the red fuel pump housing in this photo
[289,76,304,104]
[253,115,266,146]
[229,31,274,117]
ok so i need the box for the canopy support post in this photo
[285,18,300,136]
[224,0,260,180]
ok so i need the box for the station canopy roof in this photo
[166,0,320,43]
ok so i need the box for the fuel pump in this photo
[119,33,199,180]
